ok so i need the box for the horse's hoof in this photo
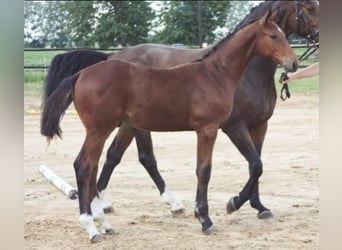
[105,228,114,235]
[257,210,274,220]
[203,225,217,235]
[226,197,237,214]
[171,202,186,217]
[171,208,186,218]
[90,234,101,243]
[103,206,114,214]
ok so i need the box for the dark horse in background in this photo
[42,0,319,219]
[41,10,298,242]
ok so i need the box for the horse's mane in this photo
[193,1,277,62]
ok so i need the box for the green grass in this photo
[24,68,47,97]
[24,70,46,82]
[24,50,63,67]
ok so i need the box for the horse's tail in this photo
[42,50,109,105]
[40,74,79,142]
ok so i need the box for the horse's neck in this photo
[207,23,258,84]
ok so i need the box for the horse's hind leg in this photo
[132,128,185,216]
[222,122,271,218]
[74,133,114,243]
[248,122,273,219]
[97,122,135,213]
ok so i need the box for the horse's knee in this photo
[105,152,121,167]
[250,158,263,178]
[138,152,156,168]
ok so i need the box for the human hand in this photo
[279,72,290,84]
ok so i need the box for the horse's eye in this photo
[270,34,277,40]
[307,7,315,13]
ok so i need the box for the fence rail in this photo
[24,47,121,52]
[24,43,318,70]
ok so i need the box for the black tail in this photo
[40,74,79,142]
[42,49,110,106]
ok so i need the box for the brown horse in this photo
[42,0,319,217]
[96,0,319,217]
[41,11,298,242]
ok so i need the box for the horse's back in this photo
[109,43,209,68]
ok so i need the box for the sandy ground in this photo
[24,93,318,250]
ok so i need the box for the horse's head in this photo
[255,10,298,73]
[275,0,319,42]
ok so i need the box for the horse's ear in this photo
[269,10,280,23]
[259,9,277,27]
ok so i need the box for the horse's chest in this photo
[228,84,277,126]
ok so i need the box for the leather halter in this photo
[295,0,319,43]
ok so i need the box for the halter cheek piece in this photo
[295,0,318,43]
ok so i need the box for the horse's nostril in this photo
[314,31,319,41]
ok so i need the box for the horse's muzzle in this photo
[283,60,298,73]
[309,31,319,43]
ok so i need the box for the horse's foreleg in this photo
[97,122,135,213]
[194,124,218,235]
[222,123,271,218]
[132,128,185,216]
[74,134,113,243]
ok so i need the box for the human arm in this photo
[280,62,319,84]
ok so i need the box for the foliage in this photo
[154,1,232,46]
[24,2,71,48]
[94,1,155,47]
[215,1,257,40]
[24,1,156,48]
[58,1,97,48]
[24,1,262,48]
[24,1,45,47]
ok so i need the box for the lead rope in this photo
[279,0,299,101]
[280,73,290,101]
[279,43,319,101]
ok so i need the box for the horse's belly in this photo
[126,107,192,132]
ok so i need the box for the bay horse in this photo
[41,0,319,218]
[41,11,298,242]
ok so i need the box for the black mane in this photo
[193,1,276,62]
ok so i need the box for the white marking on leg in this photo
[194,205,205,223]
[91,196,113,233]
[79,213,100,240]
[161,186,174,204]
[161,186,185,213]
[98,190,114,212]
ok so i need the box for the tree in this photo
[155,1,232,46]
[95,1,155,47]
[41,2,71,48]
[24,1,46,47]
[59,1,155,48]
[226,1,257,30]
[58,1,97,48]
[25,1,72,48]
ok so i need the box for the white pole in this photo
[38,164,78,199]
